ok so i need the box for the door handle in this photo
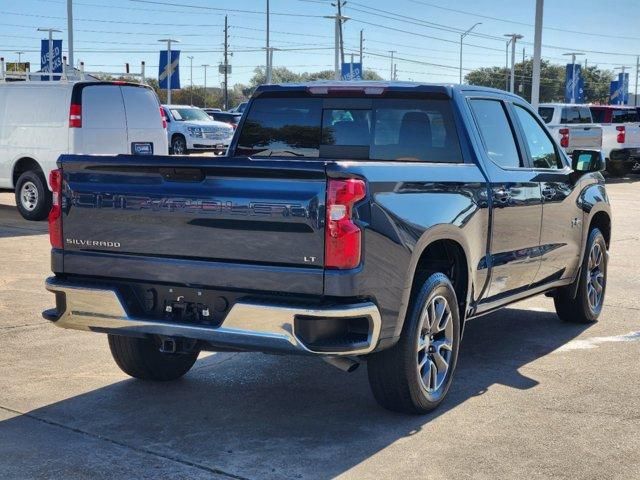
[493,187,512,206]
[542,186,556,199]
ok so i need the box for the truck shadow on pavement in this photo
[0,204,48,238]
[3,308,590,479]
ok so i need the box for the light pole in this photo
[38,28,62,81]
[265,0,271,83]
[459,22,481,84]
[504,33,523,93]
[562,52,585,104]
[531,0,544,108]
[389,50,396,81]
[158,38,180,104]
[202,64,210,108]
[187,55,194,105]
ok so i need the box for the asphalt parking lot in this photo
[0,179,639,480]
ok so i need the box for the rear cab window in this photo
[612,109,639,123]
[235,95,463,162]
[538,107,554,124]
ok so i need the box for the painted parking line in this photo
[554,331,640,352]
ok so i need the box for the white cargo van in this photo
[0,81,168,220]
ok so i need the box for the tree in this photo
[465,60,613,104]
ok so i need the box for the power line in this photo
[129,0,324,18]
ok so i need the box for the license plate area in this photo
[132,142,154,155]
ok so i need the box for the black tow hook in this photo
[159,337,177,354]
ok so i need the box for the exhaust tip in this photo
[323,356,360,373]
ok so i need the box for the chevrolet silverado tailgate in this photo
[58,155,326,291]
[568,125,602,150]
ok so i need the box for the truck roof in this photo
[252,81,522,100]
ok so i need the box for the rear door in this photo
[121,85,168,155]
[467,97,543,301]
[79,84,128,154]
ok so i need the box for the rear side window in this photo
[236,96,463,162]
[121,86,161,129]
[561,107,581,124]
[579,107,593,123]
[538,107,554,124]
[612,109,639,123]
[82,85,125,129]
[469,99,521,169]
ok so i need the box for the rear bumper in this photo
[43,277,382,356]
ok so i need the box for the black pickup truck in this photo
[43,82,611,414]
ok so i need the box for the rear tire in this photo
[108,335,199,381]
[15,170,51,221]
[554,228,607,324]
[367,272,461,414]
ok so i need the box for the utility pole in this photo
[202,64,210,108]
[504,33,523,93]
[14,51,24,72]
[325,6,349,80]
[389,50,396,81]
[635,56,639,107]
[265,0,271,83]
[187,55,194,105]
[336,0,346,66]
[459,22,481,84]
[67,0,74,74]
[158,38,179,104]
[520,47,525,94]
[393,63,397,81]
[505,39,511,91]
[563,52,585,104]
[223,15,229,110]
[359,29,364,68]
[531,0,544,108]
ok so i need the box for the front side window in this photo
[469,99,521,169]
[513,105,563,169]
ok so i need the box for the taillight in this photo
[69,103,82,128]
[559,128,570,148]
[48,169,63,249]
[325,178,366,269]
[617,125,625,144]
[160,107,167,129]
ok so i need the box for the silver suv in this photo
[162,105,234,155]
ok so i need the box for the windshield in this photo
[170,108,212,122]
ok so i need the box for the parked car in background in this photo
[207,111,243,129]
[0,81,167,220]
[590,105,640,176]
[44,82,611,415]
[203,108,222,116]
[538,103,602,154]
[229,102,248,113]
[162,105,234,155]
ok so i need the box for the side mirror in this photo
[571,149,604,173]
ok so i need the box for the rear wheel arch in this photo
[396,233,472,340]
[12,157,43,188]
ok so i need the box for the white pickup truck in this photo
[589,106,640,176]
[538,103,602,154]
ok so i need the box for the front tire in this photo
[554,228,607,324]
[367,272,461,414]
[108,335,199,381]
[170,135,188,155]
[15,170,51,221]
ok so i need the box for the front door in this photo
[510,103,584,285]
[467,97,543,301]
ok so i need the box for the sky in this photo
[1,0,640,89]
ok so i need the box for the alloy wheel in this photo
[416,295,454,393]
[172,138,186,155]
[587,242,605,311]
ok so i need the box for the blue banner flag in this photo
[564,64,584,103]
[40,39,63,81]
[618,72,629,105]
[341,62,363,81]
[159,50,181,90]
[610,81,621,105]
